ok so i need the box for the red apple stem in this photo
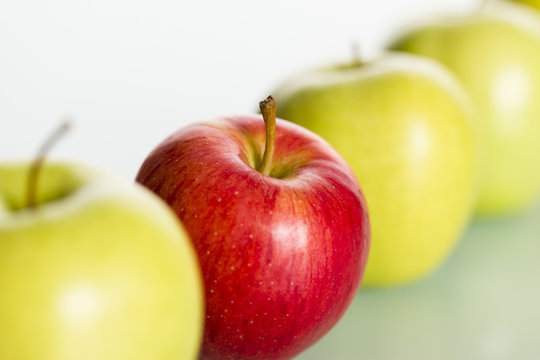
[26,120,72,209]
[258,95,277,176]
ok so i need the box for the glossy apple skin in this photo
[273,54,478,286]
[136,116,369,360]
[0,163,204,360]
[391,2,540,215]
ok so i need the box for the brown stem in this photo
[258,95,277,176]
[27,120,72,209]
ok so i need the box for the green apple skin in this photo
[273,54,479,286]
[0,162,203,360]
[510,0,540,11]
[391,1,540,215]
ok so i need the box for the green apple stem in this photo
[352,39,362,66]
[26,121,72,209]
[258,95,277,176]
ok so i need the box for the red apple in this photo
[136,96,369,359]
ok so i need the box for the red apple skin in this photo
[136,115,369,360]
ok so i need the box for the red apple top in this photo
[136,96,370,359]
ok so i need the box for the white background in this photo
[0,0,479,180]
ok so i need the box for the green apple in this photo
[272,53,479,286]
[0,162,203,360]
[391,1,540,215]
[509,0,540,11]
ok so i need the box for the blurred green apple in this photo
[272,54,479,286]
[510,0,540,11]
[391,1,540,215]
[0,162,203,360]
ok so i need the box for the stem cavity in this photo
[258,95,277,176]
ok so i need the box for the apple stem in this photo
[26,120,72,209]
[352,39,362,66]
[258,95,277,177]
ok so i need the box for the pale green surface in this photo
[392,1,540,215]
[298,200,540,360]
[511,0,540,11]
[274,54,479,286]
[0,163,204,360]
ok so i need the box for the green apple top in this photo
[391,1,540,215]
[272,53,479,286]
[0,162,204,360]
